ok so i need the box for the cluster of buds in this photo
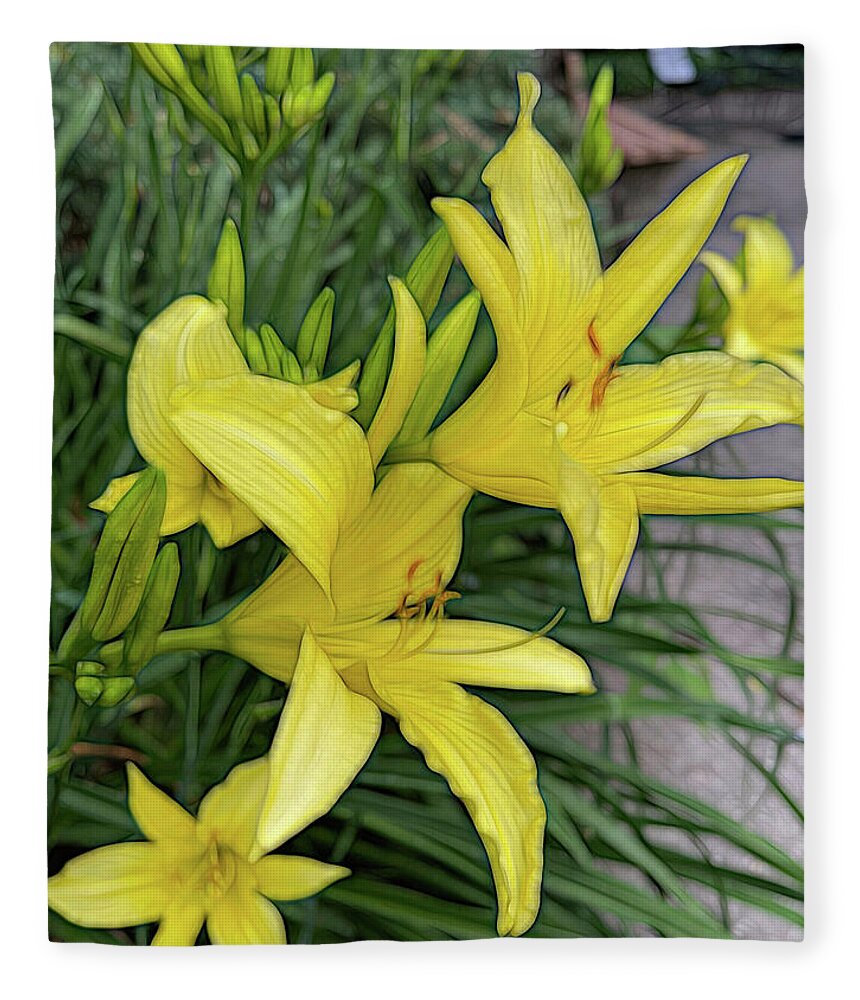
[576,65,624,196]
[55,469,180,707]
[206,219,336,384]
[206,215,479,440]
[130,44,335,168]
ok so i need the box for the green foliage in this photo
[49,43,802,944]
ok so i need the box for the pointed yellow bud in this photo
[354,227,453,428]
[366,278,426,466]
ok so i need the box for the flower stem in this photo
[382,437,433,465]
[154,623,226,657]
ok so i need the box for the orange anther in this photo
[587,322,602,357]
[590,356,622,411]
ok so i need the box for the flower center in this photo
[394,562,460,623]
[190,838,238,899]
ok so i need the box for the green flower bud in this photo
[245,328,268,374]
[48,749,73,775]
[241,73,267,143]
[204,45,244,123]
[354,227,453,429]
[179,45,204,63]
[279,346,303,382]
[393,289,481,446]
[309,72,335,115]
[79,468,166,643]
[207,219,245,343]
[131,42,182,92]
[74,676,104,706]
[98,677,136,708]
[280,89,294,123]
[296,286,335,377]
[129,44,239,160]
[287,73,335,129]
[259,323,287,375]
[75,660,105,677]
[289,48,314,92]
[237,120,261,161]
[263,93,282,140]
[287,83,315,128]
[265,47,293,96]
[122,543,180,671]
[577,64,623,196]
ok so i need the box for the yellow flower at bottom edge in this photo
[154,463,595,937]
[700,215,804,380]
[422,72,804,623]
[48,759,348,945]
[91,294,375,598]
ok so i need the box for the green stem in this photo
[154,623,226,657]
[382,437,433,465]
[240,166,261,248]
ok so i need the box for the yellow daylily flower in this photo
[156,463,595,937]
[700,215,804,380]
[48,759,349,945]
[91,294,374,597]
[420,72,804,622]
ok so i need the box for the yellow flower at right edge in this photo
[700,215,804,381]
[48,759,349,945]
[422,72,804,623]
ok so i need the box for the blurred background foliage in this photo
[50,43,803,943]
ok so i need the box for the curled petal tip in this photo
[516,71,541,125]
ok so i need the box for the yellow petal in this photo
[48,843,165,928]
[253,855,349,901]
[220,559,316,683]
[151,899,206,946]
[127,295,247,489]
[573,352,804,475]
[432,408,557,508]
[558,460,640,623]
[733,215,795,287]
[169,373,374,595]
[91,471,202,537]
[368,672,545,937]
[224,464,471,646]
[699,250,743,303]
[624,472,804,514]
[306,359,361,412]
[430,197,520,367]
[126,763,196,844]
[255,631,381,858]
[481,72,602,397]
[594,156,748,357]
[329,464,471,624]
[207,892,286,945]
[349,619,594,693]
[197,757,269,859]
[366,278,427,466]
[199,474,263,548]
[770,352,804,382]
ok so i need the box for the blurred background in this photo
[51,44,804,942]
